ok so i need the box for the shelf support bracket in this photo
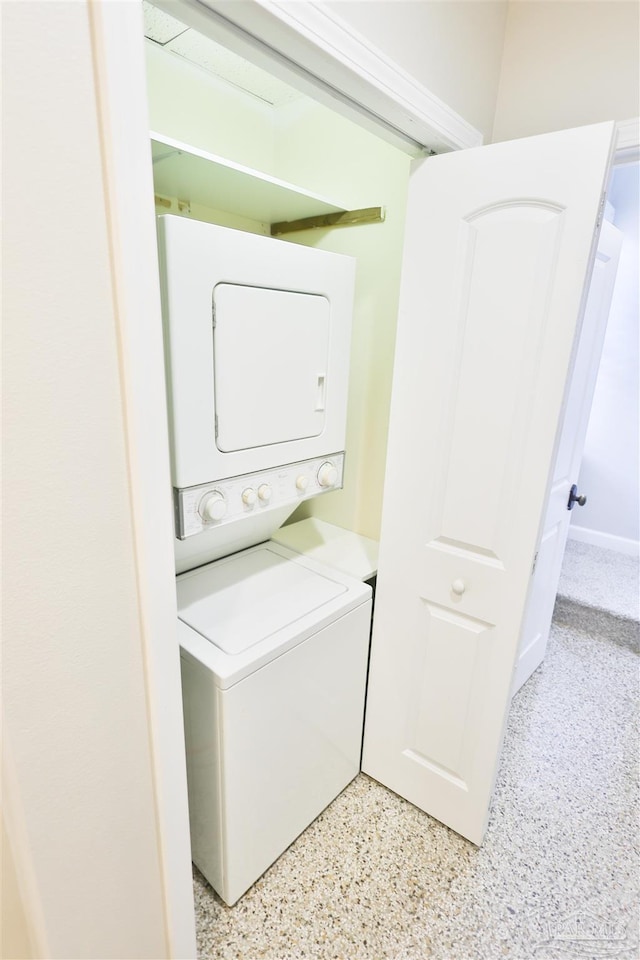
[152,148,182,165]
[271,206,385,236]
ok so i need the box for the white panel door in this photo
[362,122,616,845]
[512,218,622,695]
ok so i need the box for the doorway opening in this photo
[128,1,638,950]
[554,159,640,643]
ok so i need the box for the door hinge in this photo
[595,192,606,230]
[212,304,216,329]
[214,414,218,439]
[532,552,538,576]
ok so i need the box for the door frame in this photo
[151,0,483,155]
[88,3,470,955]
[512,117,638,698]
[613,117,640,164]
[88,1,639,954]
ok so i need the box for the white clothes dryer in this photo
[156,214,357,572]
[178,541,371,906]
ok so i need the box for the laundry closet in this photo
[143,3,414,906]
[141,0,620,911]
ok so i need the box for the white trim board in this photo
[568,524,640,558]
[151,0,483,155]
[567,120,640,563]
[89,4,197,957]
[614,116,640,163]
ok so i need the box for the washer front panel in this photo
[181,597,372,905]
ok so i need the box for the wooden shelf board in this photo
[151,132,346,225]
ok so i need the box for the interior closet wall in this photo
[274,105,410,538]
[145,41,410,540]
[147,40,275,229]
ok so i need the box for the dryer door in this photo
[213,284,329,452]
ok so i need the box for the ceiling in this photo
[142,0,301,107]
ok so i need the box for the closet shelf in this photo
[151,131,346,226]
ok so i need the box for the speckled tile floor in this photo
[193,608,639,960]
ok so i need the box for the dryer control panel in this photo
[174,453,345,540]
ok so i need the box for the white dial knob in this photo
[199,492,227,522]
[296,475,309,492]
[242,488,257,507]
[257,484,272,503]
[317,462,338,488]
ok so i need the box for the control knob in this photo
[317,461,338,488]
[199,491,227,523]
[296,475,309,492]
[258,484,272,503]
[242,488,257,507]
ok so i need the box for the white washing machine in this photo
[157,216,372,905]
[178,541,370,906]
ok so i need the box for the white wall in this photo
[571,162,640,552]
[325,0,508,142]
[2,4,170,956]
[493,1,640,142]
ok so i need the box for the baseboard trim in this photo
[568,524,639,558]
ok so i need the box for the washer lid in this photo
[177,544,347,655]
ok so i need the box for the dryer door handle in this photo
[315,374,326,412]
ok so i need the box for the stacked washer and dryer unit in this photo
[157,215,372,906]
